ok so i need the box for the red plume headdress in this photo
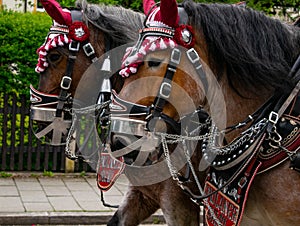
[120,0,195,77]
[36,0,89,73]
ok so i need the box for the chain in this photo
[69,101,110,115]
[182,140,204,194]
[211,118,268,155]
[161,135,181,182]
[65,112,78,160]
[156,132,216,144]
[160,132,222,226]
[64,101,110,160]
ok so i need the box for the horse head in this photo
[105,0,220,188]
[30,0,144,146]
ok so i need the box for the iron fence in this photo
[0,93,93,172]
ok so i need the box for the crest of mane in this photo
[76,0,144,46]
[182,0,300,94]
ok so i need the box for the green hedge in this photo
[0,1,298,96]
[0,10,51,95]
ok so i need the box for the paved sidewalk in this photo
[0,173,165,225]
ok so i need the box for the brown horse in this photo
[108,0,300,225]
[30,0,144,146]
[30,0,204,225]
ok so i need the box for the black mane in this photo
[76,0,145,48]
[183,0,300,94]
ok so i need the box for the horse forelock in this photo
[76,0,144,46]
[182,0,300,94]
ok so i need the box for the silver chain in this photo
[157,132,216,144]
[159,132,222,226]
[65,101,110,160]
[158,130,214,184]
[212,118,268,155]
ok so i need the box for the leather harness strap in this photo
[152,48,181,118]
[56,9,99,117]
[267,54,300,132]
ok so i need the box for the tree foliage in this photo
[0,0,299,95]
[58,0,300,14]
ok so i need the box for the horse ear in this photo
[40,0,72,26]
[160,0,179,27]
[143,0,157,15]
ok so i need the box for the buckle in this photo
[268,111,279,124]
[159,82,172,99]
[170,48,181,65]
[69,41,80,52]
[186,48,200,64]
[83,43,95,57]
[238,176,247,188]
[60,76,72,90]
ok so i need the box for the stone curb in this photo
[0,212,165,225]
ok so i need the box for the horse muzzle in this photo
[29,85,72,145]
[106,91,164,166]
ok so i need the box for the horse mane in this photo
[182,0,300,94]
[76,0,145,47]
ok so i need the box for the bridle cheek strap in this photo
[146,47,208,134]
[146,48,181,133]
[55,41,78,117]
[186,48,208,94]
[55,10,98,117]
[152,48,181,117]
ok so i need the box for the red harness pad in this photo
[204,158,262,226]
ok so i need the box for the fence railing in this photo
[0,93,94,173]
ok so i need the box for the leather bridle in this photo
[30,9,101,145]
[106,23,211,169]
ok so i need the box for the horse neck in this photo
[88,24,106,58]
[220,75,273,142]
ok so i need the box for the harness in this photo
[105,7,300,205]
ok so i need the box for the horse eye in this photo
[148,59,161,67]
[48,53,62,63]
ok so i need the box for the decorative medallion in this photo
[69,21,90,42]
[174,25,195,48]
